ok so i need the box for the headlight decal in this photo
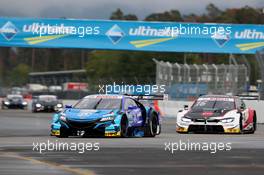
[4,101,10,105]
[56,103,63,108]
[36,103,41,108]
[221,118,234,123]
[22,101,28,105]
[181,117,192,122]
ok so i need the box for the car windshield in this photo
[192,98,235,111]
[39,96,57,102]
[74,98,121,110]
[7,95,23,100]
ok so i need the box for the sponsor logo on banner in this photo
[106,24,177,47]
[129,26,173,37]
[235,29,264,51]
[211,32,230,47]
[0,21,19,41]
[106,24,125,44]
[129,26,176,48]
[235,29,264,40]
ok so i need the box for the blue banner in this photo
[0,17,263,54]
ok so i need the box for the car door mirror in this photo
[128,105,136,110]
[240,105,245,110]
[65,105,72,109]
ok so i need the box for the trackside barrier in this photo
[158,100,264,123]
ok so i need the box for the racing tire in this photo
[146,113,159,137]
[248,115,257,134]
[57,127,69,138]
[120,115,128,138]
[157,124,161,135]
[239,116,244,134]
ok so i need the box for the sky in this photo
[0,0,263,19]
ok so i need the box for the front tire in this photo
[239,116,244,134]
[56,127,69,138]
[120,115,128,137]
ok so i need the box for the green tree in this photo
[110,8,138,20]
[145,10,183,21]
[9,64,30,86]
[206,3,222,21]
[123,14,138,20]
[110,8,124,20]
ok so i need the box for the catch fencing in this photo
[155,60,249,99]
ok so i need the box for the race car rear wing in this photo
[125,94,168,101]
[238,95,259,100]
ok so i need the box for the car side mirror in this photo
[240,105,245,110]
[128,106,136,110]
[184,105,189,110]
[65,105,72,109]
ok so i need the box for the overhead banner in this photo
[0,17,263,54]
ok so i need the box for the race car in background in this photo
[1,94,28,109]
[32,95,63,112]
[51,94,162,138]
[176,95,257,134]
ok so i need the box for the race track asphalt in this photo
[0,109,264,175]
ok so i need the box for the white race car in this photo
[176,95,257,134]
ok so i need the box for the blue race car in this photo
[50,94,162,138]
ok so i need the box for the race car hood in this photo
[7,98,23,104]
[185,108,231,119]
[64,108,116,121]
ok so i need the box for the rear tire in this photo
[146,113,159,137]
[249,115,257,134]
[157,124,161,135]
[239,116,244,134]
